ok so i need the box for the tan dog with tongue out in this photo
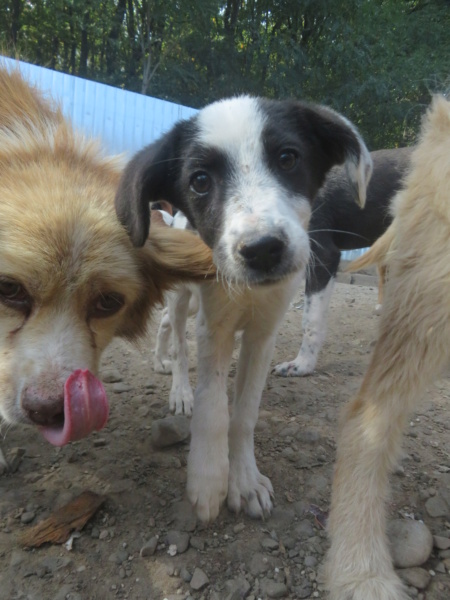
[0,66,215,448]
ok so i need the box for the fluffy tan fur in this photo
[0,66,214,427]
[326,94,450,600]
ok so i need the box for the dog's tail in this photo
[147,226,216,282]
[346,221,397,273]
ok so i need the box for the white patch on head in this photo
[196,96,311,283]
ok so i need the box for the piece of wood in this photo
[19,490,106,548]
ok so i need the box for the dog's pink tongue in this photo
[39,370,109,447]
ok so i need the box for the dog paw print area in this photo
[39,370,109,446]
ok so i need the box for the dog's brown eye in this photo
[92,293,125,318]
[0,278,31,312]
[278,150,298,171]
[190,172,211,195]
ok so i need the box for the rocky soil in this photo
[0,279,449,600]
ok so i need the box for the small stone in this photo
[224,576,251,598]
[398,567,431,589]
[425,495,449,518]
[180,567,192,582]
[233,523,245,534]
[388,519,433,568]
[151,415,191,448]
[102,369,123,383]
[304,555,318,568]
[190,536,205,551]
[108,549,128,565]
[113,382,132,393]
[20,511,36,524]
[190,567,209,590]
[264,581,288,598]
[434,535,450,550]
[261,538,279,551]
[93,438,107,447]
[249,552,270,576]
[140,536,158,557]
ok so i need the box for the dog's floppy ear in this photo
[302,104,373,208]
[115,124,188,247]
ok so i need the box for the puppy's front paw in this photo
[272,356,314,377]
[227,454,274,519]
[187,439,229,523]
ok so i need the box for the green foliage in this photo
[1,0,449,147]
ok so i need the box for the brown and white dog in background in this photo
[326,94,450,600]
[0,66,214,455]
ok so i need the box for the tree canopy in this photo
[1,0,449,148]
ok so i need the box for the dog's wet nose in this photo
[239,236,285,272]
[22,388,64,427]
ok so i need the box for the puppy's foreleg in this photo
[327,274,450,600]
[227,329,277,518]
[187,312,235,522]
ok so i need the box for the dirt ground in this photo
[0,279,449,600]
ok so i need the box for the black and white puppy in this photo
[274,146,412,377]
[115,96,372,522]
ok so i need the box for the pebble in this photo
[249,552,271,576]
[151,415,191,448]
[388,519,433,568]
[108,549,128,565]
[165,530,190,554]
[140,536,158,557]
[261,538,279,551]
[102,369,123,383]
[223,576,251,598]
[397,567,431,589]
[20,511,36,524]
[190,567,209,590]
[425,494,449,518]
[434,535,450,550]
[113,382,133,393]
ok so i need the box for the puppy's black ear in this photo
[115,124,187,247]
[302,104,373,208]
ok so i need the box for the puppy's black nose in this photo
[239,236,285,271]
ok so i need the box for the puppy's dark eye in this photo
[190,171,211,195]
[278,150,298,171]
[92,293,125,318]
[0,278,31,312]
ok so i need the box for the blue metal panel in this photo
[1,56,197,157]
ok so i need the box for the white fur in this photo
[273,276,335,376]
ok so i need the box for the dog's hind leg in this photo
[166,287,194,415]
[154,305,173,373]
[326,258,450,600]
[273,240,340,377]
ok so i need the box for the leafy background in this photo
[1,0,449,148]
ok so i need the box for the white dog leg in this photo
[227,328,277,518]
[167,287,194,415]
[327,274,449,600]
[274,277,335,376]
[187,312,235,522]
[154,305,173,373]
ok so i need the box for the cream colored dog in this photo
[0,67,214,448]
[326,94,450,599]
